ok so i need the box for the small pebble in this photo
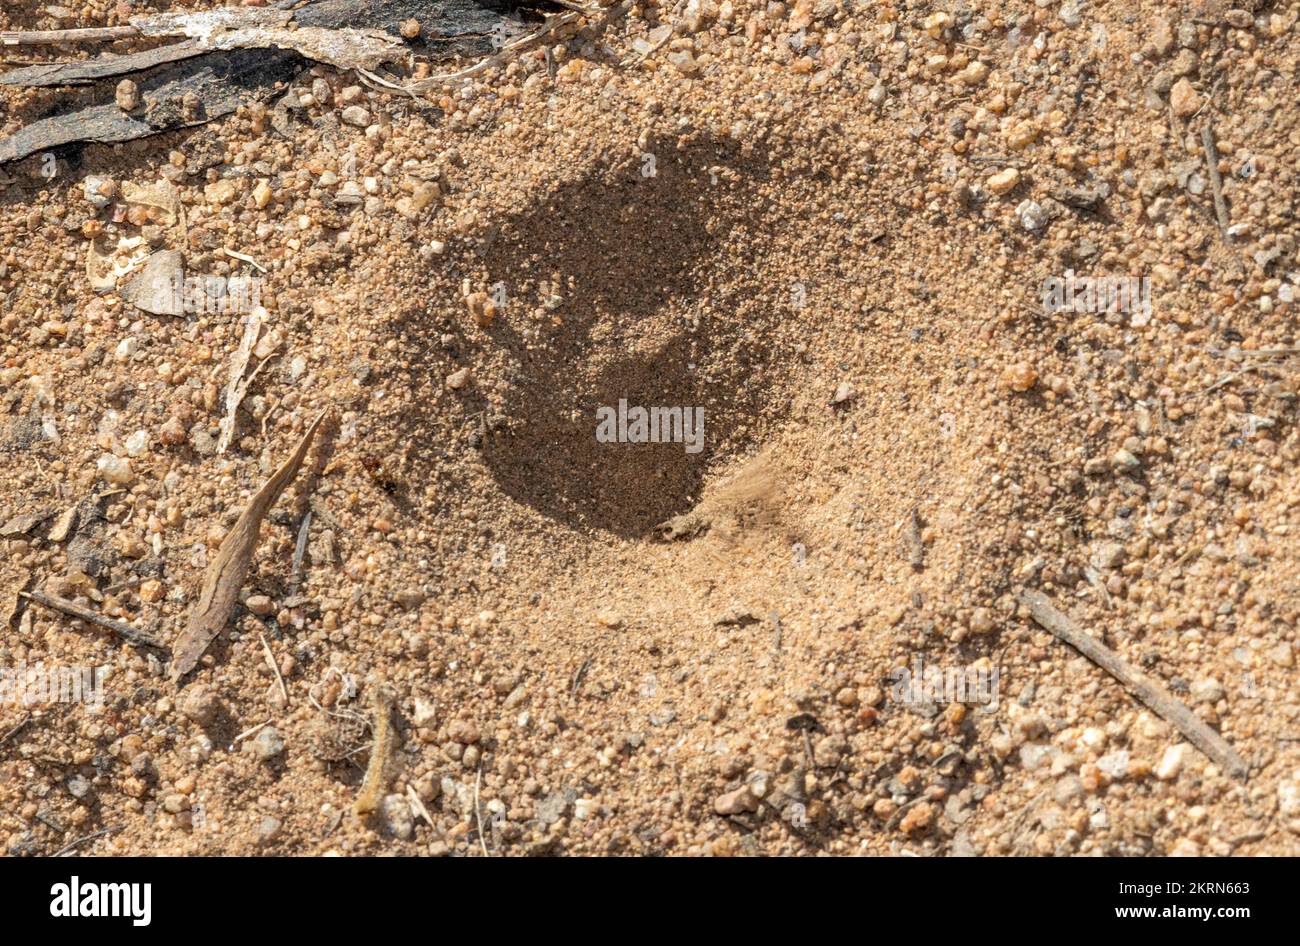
[714,785,759,815]
[1170,78,1202,118]
[115,79,139,111]
[96,454,134,485]
[381,794,414,839]
[1156,743,1190,780]
[256,815,283,844]
[245,594,275,617]
[986,167,1020,196]
[253,726,285,761]
[180,686,223,726]
[341,106,372,127]
[1000,362,1038,392]
[67,775,92,799]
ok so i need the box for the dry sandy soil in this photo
[1,0,1298,856]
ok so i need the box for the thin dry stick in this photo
[1196,367,1253,397]
[1197,349,1300,397]
[1,8,291,49]
[21,589,167,651]
[1019,589,1248,779]
[569,655,591,699]
[1201,124,1232,242]
[406,784,436,828]
[52,824,124,857]
[289,509,312,594]
[0,715,31,748]
[1,26,138,46]
[473,762,490,857]
[232,719,270,744]
[260,633,289,705]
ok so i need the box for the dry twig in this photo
[1019,589,1248,779]
[52,824,124,857]
[0,715,31,749]
[473,762,491,857]
[1,26,137,45]
[260,633,289,705]
[20,589,167,651]
[1201,124,1232,243]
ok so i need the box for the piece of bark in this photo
[130,8,292,38]
[1018,589,1249,779]
[171,411,326,683]
[353,685,397,817]
[135,9,403,72]
[291,0,518,49]
[906,507,924,568]
[0,46,299,165]
[0,43,202,87]
[0,0,532,164]
[203,26,402,71]
[0,509,53,537]
[2,0,520,89]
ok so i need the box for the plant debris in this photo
[20,588,168,652]
[171,411,327,683]
[0,0,536,165]
[1019,590,1250,780]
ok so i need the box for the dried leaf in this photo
[1,570,29,628]
[121,250,184,316]
[171,411,327,683]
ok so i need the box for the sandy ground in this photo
[1,0,1298,856]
